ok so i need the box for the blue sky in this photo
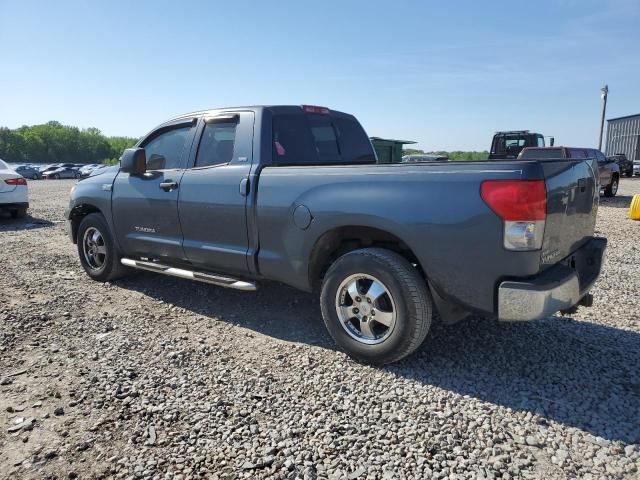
[1,0,639,151]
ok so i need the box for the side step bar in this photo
[120,258,257,291]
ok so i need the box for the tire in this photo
[320,247,433,365]
[604,175,618,197]
[54,173,60,180]
[10,208,27,219]
[76,213,129,282]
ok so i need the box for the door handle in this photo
[239,178,249,197]
[159,180,178,192]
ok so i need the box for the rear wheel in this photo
[77,213,129,282]
[604,175,618,197]
[320,248,432,365]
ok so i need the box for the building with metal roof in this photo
[605,113,640,161]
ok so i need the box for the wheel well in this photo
[308,226,422,290]
[68,204,102,244]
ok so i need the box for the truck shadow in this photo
[0,213,54,232]
[119,275,640,445]
[599,194,634,209]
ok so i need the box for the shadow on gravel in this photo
[395,316,640,445]
[0,213,54,232]
[599,194,634,209]
[117,274,640,444]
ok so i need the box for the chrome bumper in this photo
[498,237,607,321]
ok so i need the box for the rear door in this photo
[177,111,255,275]
[112,119,197,260]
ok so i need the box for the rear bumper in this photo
[498,237,607,321]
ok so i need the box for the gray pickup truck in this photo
[66,105,606,364]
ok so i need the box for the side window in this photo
[536,135,545,147]
[142,126,193,171]
[272,113,375,165]
[595,150,606,162]
[194,122,237,168]
[272,114,318,165]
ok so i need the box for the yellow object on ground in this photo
[630,194,640,221]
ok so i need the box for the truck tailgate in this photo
[540,159,599,268]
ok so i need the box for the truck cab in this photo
[489,130,547,159]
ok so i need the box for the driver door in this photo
[112,119,197,261]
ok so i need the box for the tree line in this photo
[0,121,138,165]
[403,148,489,161]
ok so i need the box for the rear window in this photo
[567,149,588,159]
[272,113,375,166]
[519,148,565,160]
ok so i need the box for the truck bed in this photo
[255,159,598,316]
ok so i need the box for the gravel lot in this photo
[1,178,639,480]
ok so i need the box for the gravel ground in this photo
[1,178,639,480]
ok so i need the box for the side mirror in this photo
[120,148,146,175]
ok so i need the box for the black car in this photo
[608,153,633,177]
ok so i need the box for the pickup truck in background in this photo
[519,146,620,197]
[608,153,633,177]
[488,130,551,159]
[66,105,606,364]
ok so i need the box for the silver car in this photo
[42,167,80,179]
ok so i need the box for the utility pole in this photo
[598,84,608,150]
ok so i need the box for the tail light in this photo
[4,177,27,186]
[481,180,546,251]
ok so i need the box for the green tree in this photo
[0,121,138,164]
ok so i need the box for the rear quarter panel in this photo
[256,162,545,315]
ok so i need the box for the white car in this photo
[634,160,640,176]
[0,159,29,218]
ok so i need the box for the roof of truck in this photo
[167,105,351,123]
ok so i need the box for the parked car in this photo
[634,160,640,176]
[401,154,448,163]
[0,159,29,218]
[43,166,80,179]
[39,164,61,173]
[13,164,42,179]
[608,153,633,177]
[79,164,103,178]
[518,146,620,197]
[66,105,606,365]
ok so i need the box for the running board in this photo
[120,258,257,291]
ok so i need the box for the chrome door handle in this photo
[159,181,178,192]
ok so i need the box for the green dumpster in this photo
[370,137,416,164]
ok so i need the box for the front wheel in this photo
[604,176,618,197]
[320,248,433,365]
[77,213,129,282]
